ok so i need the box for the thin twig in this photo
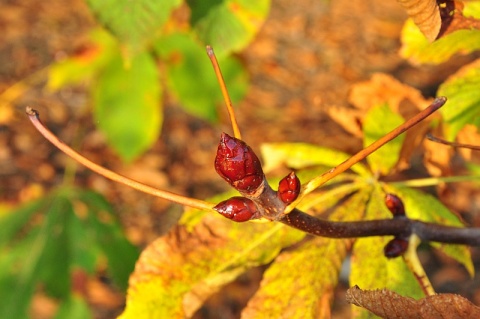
[25,107,216,211]
[285,97,447,213]
[427,133,480,150]
[206,45,242,140]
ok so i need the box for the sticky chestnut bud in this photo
[213,196,258,222]
[278,172,301,204]
[215,133,264,194]
[385,193,405,217]
[384,237,409,258]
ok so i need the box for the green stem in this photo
[389,175,480,188]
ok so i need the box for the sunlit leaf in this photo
[242,237,347,319]
[437,59,480,141]
[188,0,270,56]
[260,143,371,177]
[154,33,248,122]
[119,215,305,318]
[363,104,405,175]
[242,189,371,318]
[93,52,162,161]
[86,0,181,55]
[397,0,440,42]
[400,19,480,64]
[350,186,423,319]
[297,182,364,215]
[384,185,474,277]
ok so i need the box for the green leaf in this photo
[0,197,46,247]
[363,104,405,175]
[384,185,474,277]
[296,182,364,215]
[350,186,423,319]
[243,237,348,318]
[154,33,248,121]
[86,0,181,55]
[77,190,139,290]
[48,29,118,90]
[260,143,371,177]
[93,52,162,161]
[242,189,371,318]
[437,59,480,140]
[55,295,93,319]
[39,194,72,298]
[67,203,101,275]
[0,231,41,319]
[119,215,305,319]
[0,195,69,319]
[400,19,480,64]
[188,0,271,56]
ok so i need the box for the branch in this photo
[280,208,480,246]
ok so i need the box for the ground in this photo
[1,0,480,318]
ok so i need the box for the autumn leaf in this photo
[350,186,423,319]
[241,188,372,319]
[260,142,370,177]
[396,0,441,42]
[119,214,304,318]
[400,1,480,64]
[346,286,480,319]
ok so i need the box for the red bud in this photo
[278,172,301,204]
[215,133,264,194]
[384,237,409,258]
[385,194,405,217]
[213,197,258,222]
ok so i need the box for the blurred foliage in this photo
[48,0,269,162]
[0,188,139,319]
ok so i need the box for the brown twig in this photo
[286,97,447,213]
[279,208,480,246]
[206,45,242,140]
[427,133,480,151]
[25,107,216,211]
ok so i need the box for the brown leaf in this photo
[397,0,441,42]
[348,73,439,171]
[437,1,480,38]
[346,286,480,319]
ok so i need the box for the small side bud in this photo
[215,133,264,194]
[278,172,301,204]
[384,237,409,258]
[213,196,259,222]
[385,193,405,217]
